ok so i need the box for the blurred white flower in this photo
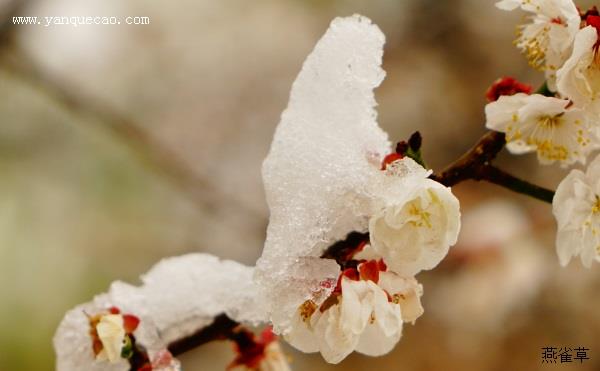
[485,93,597,165]
[429,200,548,349]
[557,25,600,109]
[228,327,291,371]
[553,154,600,267]
[369,173,461,277]
[95,314,125,363]
[459,200,530,249]
[496,0,580,90]
[257,342,291,371]
[149,349,182,371]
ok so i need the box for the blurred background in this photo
[1,0,600,369]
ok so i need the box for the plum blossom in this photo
[91,308,140,363]
[485,93,597,165]
[369,169,461,277]
[429,200,548,343]
[284,261,419,364]
[94,314,126,363]
[54,254,266,371]
[553,154,600,267]
[495,0,580,90]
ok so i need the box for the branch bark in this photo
[167,314,240,357]
[431,131,555,203]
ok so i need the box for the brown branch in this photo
[430,131,506,186]
[431,130,555,203]
[167,314,240,357]
[478,164,554,203]
[320,231,369,265]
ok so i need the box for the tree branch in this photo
[478,165,555,203]
[167,314,240,357]
[431,130,555,203]
[430,131,505,186]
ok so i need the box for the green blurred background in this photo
[2,0,600,370]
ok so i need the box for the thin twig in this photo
[167,314,240,356]
[430,131,506,186]
[479,164,554,203]
[431,130,555,203]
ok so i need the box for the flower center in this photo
[299,300,317,322]
[407,202,432,228]
[592,195,600,214]
[517,25,549,70]
[537,115,562,128]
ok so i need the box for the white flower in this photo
[302,278,403,363]
[369,174,461,277]
[496,0,580,90]
[485,93,596,165]
[54,254,266,371]
[95,314,125,363]
[557,26,600,109]
[553,154,600,267]
[378,272,424,323]
[257,342,291,371]
[353,246,424,322]
[285,274,416,363]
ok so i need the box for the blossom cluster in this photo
[282,157,460,363]
[54,15,463,369]
[253,15,460,364]
[58,3,600,367]
[486,0,600,267]
[54,254,275,370]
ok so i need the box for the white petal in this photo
[506,140,537,154]
[495,0,522,11]
[484,93,528,132]
[96,315,125,363]
[378,273,424,323]
[340,279,372,335]
[557,26,598,106]
[313,305,358,364]
[556,228,581,266]
[355,281,402,356]
[283,310,319,353]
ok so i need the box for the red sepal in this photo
[358,260,380,283]
[333,268,359,294]
[123,314,140,334]
[108,306,121,315]
[377,258,387,272]
[381,153,403,170]
[227,328,277,370]
[485,77,532,102]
